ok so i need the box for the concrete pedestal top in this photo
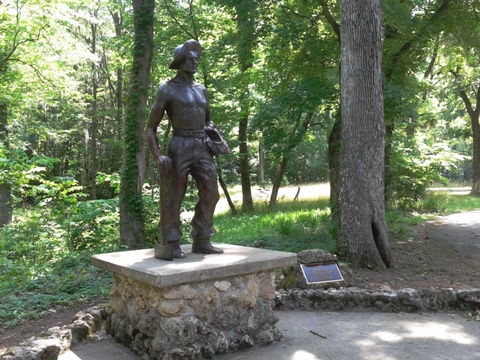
[92,243,297,288]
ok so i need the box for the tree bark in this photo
[269,156,288,209]
[119,0,154,248]
[258,137,265,183]
[0,101,12,228]
[458,86,480,196]
[319,0,341,227]
[472,120,480,196]
[112,9,124,142]
[218,170,237,216]
[328,113,341,227]
[235,1,255,212]
[339,0,392,268]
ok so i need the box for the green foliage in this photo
[0,198,121,330]
[387,131,467,208]
[65,199,120,251]
[0,150,86,206]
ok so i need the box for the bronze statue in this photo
[146,39,228,259]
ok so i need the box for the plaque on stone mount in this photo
[300,262,343,284]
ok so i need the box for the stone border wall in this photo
[275,287,480,312]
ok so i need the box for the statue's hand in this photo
[157,155,172,175]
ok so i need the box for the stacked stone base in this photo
[106,271,281,359]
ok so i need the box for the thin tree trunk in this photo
[328,113,341,227]
[112,9,124,142]
[269,157,288,209]
[119,0,154,248]
[218,170,237,216]
[258,137,265,183]
[319,0,341,228]
[90,19,98,200]
[235,1,255,212]
[239,112,254,211]
[0,101,12,228]
[339,0,392,269]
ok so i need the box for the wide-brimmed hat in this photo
[169,39,202,70]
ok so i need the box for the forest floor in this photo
[1,207,479,352]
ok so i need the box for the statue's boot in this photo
[172,241,186,259]
[192,238,224,254]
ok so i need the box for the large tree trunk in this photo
[458,87,480,196]
[338,0,392,269]
[119,0,154,248]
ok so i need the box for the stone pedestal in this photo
[92,244,296,360]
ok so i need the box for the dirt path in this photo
[348,210,480,291]
[427,210,480,266]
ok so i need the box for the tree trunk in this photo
[269,156,288,209]
[239,112,254,212]
[112,9,124,142]
[339,0,392,269]
[218,170,237,216]
[235,1,255,212]
[0,183,12,227]
[319,0,341,229]
[89,19,98,200]
[458,87,480,196]
[0,101,12,228]
[119,0,154,249]
[472,121,480,195]
[258,137,265,183]
[328,113,341,228]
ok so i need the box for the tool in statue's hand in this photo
[154,155,174,261]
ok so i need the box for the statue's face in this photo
[180,51,199,74]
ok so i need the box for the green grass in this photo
[0,252,112,330]
[417,191,480,214]
[214,198,336,254]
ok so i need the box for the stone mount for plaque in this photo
[92,243,297,360]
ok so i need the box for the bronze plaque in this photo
[300,263,343,284]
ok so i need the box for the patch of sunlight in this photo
[291,350,319,360]
[371,321,476,345]
[403,322,476,344]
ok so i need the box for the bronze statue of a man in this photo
[146,39,226,259]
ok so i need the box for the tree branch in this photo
[317,0,340,42]
[163,0,196,40]
[11,58,56,87]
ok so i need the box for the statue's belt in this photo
[172,129,205,138]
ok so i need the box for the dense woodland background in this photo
[1,0,479,253]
